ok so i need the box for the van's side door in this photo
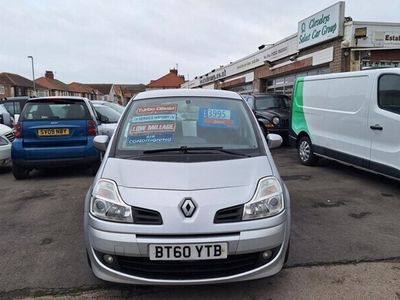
[369,73,400,178]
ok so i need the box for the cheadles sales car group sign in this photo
[298,1,345,50]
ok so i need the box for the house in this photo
[84,84,145,104]
[35,71,69,97]
[112,84,145,105]
[0,72,48,99]
[146,69,185,90]
[68,82,95,99]
[85,84,113,101]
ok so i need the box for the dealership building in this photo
[184,1,400,96]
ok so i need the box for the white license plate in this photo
[149,243,228,261]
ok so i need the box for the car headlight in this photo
[262,120,274,129]
[243,177,284,220]
[90,179,133,223]
[272,117,280,125]
[0,136,8,146]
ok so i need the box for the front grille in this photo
[214,204,243,223]
[280,119,289,129]
[132,206,163,225]
[95,248,280,280]
[4,131,15,143]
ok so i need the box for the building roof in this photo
[0,72,48,90]
[36,76,69,91]
[120,84,146,98]
[85,84,112,95]
[68,82,94,94]
[146,69,185,89]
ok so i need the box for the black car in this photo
[241,93,290,142]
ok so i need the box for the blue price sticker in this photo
[198,108,239,128]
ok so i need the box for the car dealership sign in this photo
[298,1,345,50]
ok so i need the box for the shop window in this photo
[378,74,400,115]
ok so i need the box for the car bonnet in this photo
[101,156,273,191]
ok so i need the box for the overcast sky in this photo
[0,0,399,84]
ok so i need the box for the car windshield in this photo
[105,102,124,114]
[115,97,261,159]
[94,105,121,123]
[255,96,289,110]
[21,100,90,120]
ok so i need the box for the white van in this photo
[290,68,400,179]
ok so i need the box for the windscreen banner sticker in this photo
[198,108,239,128]
[131,114,176,123]
[129,122,176,135]
[136,104,177,115]
[127,133,175,145]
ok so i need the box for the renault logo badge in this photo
[180,198,196,218]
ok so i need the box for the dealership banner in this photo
[298,2,345,50]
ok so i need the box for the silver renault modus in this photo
[84,89,290,285]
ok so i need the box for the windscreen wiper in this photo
[143,146,251,157]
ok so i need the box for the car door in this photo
[369,72,400,178]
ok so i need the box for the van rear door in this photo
[369,73,400,178]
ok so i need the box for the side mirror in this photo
[94,135,109,152]
[267,134,282,149]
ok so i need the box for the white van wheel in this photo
[298,136,318,166]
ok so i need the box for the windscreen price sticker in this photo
[130,122,176,135]
[131,114,177,123]
[205,108,231,120]
[136,104,177,115]
[127,133,175,145]
[199,108,237,127]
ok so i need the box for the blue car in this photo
[11,97,100,179]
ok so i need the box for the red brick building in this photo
[146,69,185,90]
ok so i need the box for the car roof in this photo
[4,96,30,101]
[26,96,90,103]
[134,89,243,100]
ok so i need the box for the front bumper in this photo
[86,214,289,285]
[0,144,11,165]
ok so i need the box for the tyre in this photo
[88,160,101,176]
[297,136,318,166]
[86,251,92,270]
[12,164,29,180]
[284,241,290,265]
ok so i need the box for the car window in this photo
[115,97,260,157]
[378,74,400,114]
[94,105,121,123]
[255,96,289,110]
[21,101,90,120]
[105,102,124,114]
[3,101,21,115]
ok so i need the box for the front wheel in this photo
[12,164,29,180]
[297,136,318,166]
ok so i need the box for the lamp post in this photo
[27,56,36,96]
